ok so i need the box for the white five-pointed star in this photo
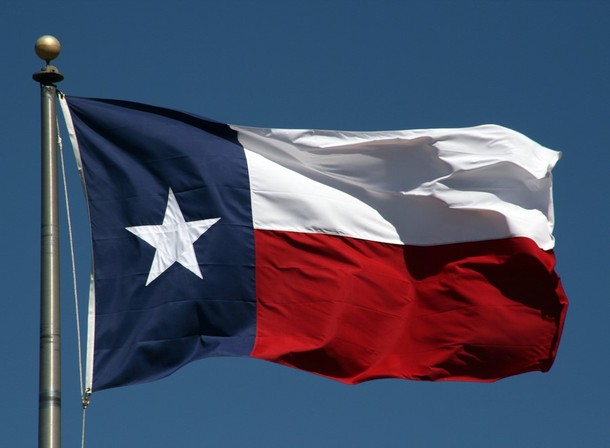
[126,188,220,286]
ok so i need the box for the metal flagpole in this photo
[33,35,64,448]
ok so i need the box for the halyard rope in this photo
[57,108,88,448]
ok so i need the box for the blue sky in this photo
[3,1,609,446]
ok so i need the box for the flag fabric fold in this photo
[60,95,568,392]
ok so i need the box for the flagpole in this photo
[33,35,64,448]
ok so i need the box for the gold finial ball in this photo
[35,35,61,63]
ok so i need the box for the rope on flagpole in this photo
[57,108,89,448]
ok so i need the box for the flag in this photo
[60,95,568,392]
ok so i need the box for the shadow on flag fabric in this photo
[60,95,568,392]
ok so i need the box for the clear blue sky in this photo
[3,1,609,446]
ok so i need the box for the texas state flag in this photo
[60,96,568,392]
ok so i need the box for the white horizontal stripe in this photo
[234,124,560,249]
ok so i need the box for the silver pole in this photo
[33,35,64,448]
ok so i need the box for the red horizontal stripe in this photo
[251,230,567,383]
